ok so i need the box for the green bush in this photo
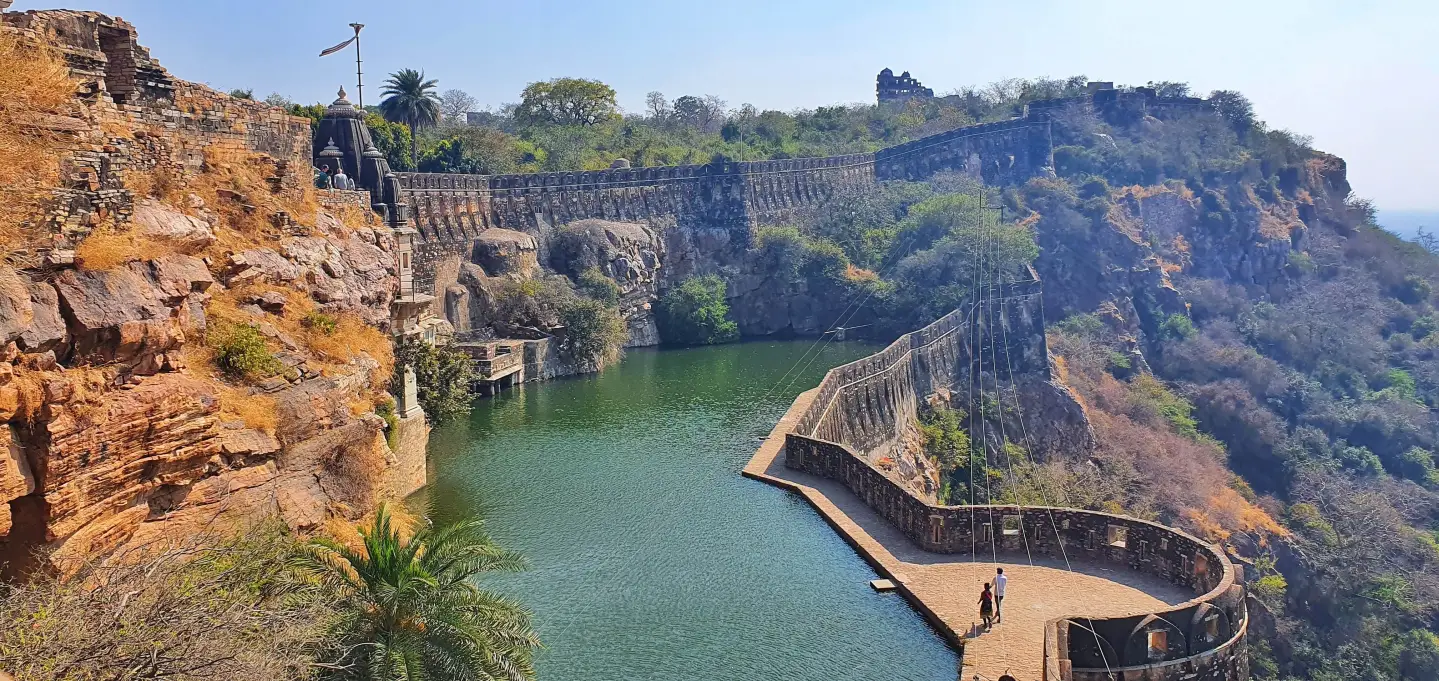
[1251,574,1288,609]
[301,311,338,335]
[576,266,621,305]
[1159,313,1197,340]
[919,404,971,473]
[374,397,400,450]
[656,275,739,346]
[392,337,476,424]
[209,323,283,380]
[754,226,849,283]
[559,298,628,366]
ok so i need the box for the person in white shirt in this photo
[994,567,1008,623]
[333,168,352,191]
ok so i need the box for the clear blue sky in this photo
[11,0,1438,211]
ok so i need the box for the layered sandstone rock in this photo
[0,10,425,573]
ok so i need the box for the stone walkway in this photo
[744,389,1196,681]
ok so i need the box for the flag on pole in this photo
[319,35,356,57]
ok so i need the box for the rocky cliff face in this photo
[0,11,422,574]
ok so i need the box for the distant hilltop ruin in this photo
[877,68,934,104]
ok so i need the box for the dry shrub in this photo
[72,219,173,271]
[1049,333,1283,541]
[190,150,320,250]
[211,282,394,384]
[322,501,421,553]
[217,385,277,434]
[0,521,333,680]
[844,263,878,282]
[0,30,79,261]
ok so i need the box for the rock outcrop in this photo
[0,10,424,574]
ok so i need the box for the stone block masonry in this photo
[762,287,1248,680]
[2,10,314,251]
[362,118,1053,297]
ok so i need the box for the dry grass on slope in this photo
[0,30,80,262]
[1047,329,1285,543]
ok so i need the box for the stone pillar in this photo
[397,366,423,419]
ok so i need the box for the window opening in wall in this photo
[1061,518,1070,530]
[97,26,137,105]
[401,252,411,270]
[929,515,944,545]
[1086,529,1096,550]
[1107,524,1128,549]
[1138,540,1148,558]
[979,522,993,544]
[1195,553,1210,577]
[1160,537,1169,551]
[1002,515,1021,536]
[1147,630,1167,659]
[1204,613,1220,642]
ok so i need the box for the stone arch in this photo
[1068,620,1120,669]
[1188,602,1232,652]
[1124,613,1185,664]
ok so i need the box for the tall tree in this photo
[299,504,540,681]
[438,88,479,124]
[514,77,618,127]
[379,69,441,167]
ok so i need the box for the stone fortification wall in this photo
[780,281,1246,678]
[794,273,1051,453]
[380,118,1052,297]
[874,118,1053,185]
[2,10,314,252]
[396,155,875,294]
[785,436,1247,679]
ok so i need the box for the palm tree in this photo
[379,69,441,168]
[298,505,540,681]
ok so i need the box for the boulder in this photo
[142,253,214,304]
[474,228,539,277]
[0,425,35,508]
[223,248,301,285]
[17,280,67,354]
[38,373,221,541]
[53,268,181,368]
[132,199,215,250]
[0,266,33,345]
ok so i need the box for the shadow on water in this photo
[422,340,958,681]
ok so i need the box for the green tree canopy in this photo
[298,505,540,681]
[379,69,441,167]
[656,275,739,346]
[515,77,619,127]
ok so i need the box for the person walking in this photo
[979,582,995,631]
[995,567,1008,624]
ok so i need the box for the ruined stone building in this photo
[877,67,935,104]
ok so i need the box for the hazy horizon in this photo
[9,0,1435,211]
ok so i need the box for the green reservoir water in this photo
[426,341,957,681]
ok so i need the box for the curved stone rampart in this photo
[776,288,1248,679]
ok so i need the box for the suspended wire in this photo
[991,243,1116,679]
[982,203,1035,570]
[761,226,930,420]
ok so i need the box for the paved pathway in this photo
[744,389,1195,681]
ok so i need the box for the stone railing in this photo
[476,349,521,379]
[793,273,1047,452]
[785,435,1248,678]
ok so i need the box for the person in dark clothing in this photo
[315,164,332,189]
[979,582,995,630]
